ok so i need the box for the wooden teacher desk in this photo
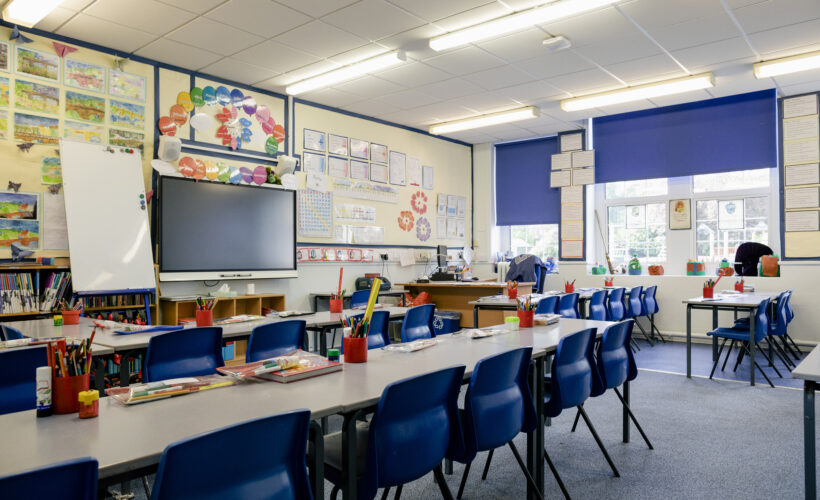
[398,281,534,327]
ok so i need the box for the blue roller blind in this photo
[592,89,777,183]
[495,137,561,226]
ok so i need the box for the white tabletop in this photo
[682,291,778,307]
[461,318,613,353]
[792,345,820,383]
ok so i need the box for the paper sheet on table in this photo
[785,210,820,232]
[783,94,818,118]
[784,139,820,165]
[571,150,595,168]
[560,132,583,152]
[783,115,820,141]
[43,193,68,250]
[785,163,819,186]
[459,328,505,338]
[785,187,820,209]
[551,153,571,170]
[561,186,583,203]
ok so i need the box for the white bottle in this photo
[36,366,52,417]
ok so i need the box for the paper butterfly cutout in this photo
[52,42,77,57]
[11,242,33,262]
[47,183,62,194]
[10,26,33,44]
[16,142,34,153]
[7,181,21,192]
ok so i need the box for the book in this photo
[217,350,342,383]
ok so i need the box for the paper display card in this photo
[306,172,327,192]
[388,151,406,186]
[328,134,348,156]
[447,195,458,216]
[561,186,583,204]
[447,217,458,238]
[437,194,447,216]
[457,196,466,218]
[784,139,820,165]
[785,163,820,186]
[785,187,820,209]
[550,169,571,187]
[350,138,369,159]
[561,203,583,221]
[328,156,349,178]
[303,129,326,152]
[572,167,595,185]
[422,165,434,190]
[437,216,446,238]
[625,205,645,228]
[785,210,820,232]
[370,163,388,183]
[571,150,595,168]
[561,240,583,259]
[783,115,819,141]
[560,132,583,152]
[407,155,422,186]
[370,143,387,163]
[718,199,744,230]
[350,159,369,180]
[43,193,68,250]
[457,219,466,240]
[302,152,326,174]
[551,152,571,170]
[783,94,818,119]
[669,199,691,230]
[561,221,583,240]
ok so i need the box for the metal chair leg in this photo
[570,406,582,432]
[395,484,403,500]
[141,477,151,498]
[721,340,735,371]
[613,387,653,449]
[756,342,782,378]
[331,485,340,500]
[752,358,775,388]
[433,465,454,500]
[767,338,794,369]
[481,449,493,480]
[508,441,543,500]
[543,448,571,500]
[631,337,641,352]
[781,336,800,361]
[709,338,728,379]
[577,405,620,477]
[650,314,666,343]
[733,342,746,372]
[785,334,804,356]
[381,487,391,500]
[456,461,471,499]
[634,319,654,346]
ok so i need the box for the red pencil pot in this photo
[344,337,367,363]
[735,283,744,293]
[329,298,343,313]
[53,373,89,414]
[703,287,714,299]
[196,309,213,327]
[565,284,574,293]
[517,310,534,328]
[508,289,518,300]
[61,310,80,325]
[604,280,613,287]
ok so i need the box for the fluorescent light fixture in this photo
[754,50,820,78]
[561,73,714,112]
[3,0,65,27]
[429,0,618,51]
[429,106,539,135]
[285,51,406,95]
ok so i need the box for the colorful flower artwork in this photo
[40,157,61,184]
[0,76,8,106]
[411,191,428,214]
[398,210,414,232]
[416,217,431,241]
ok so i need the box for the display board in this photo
[557,130,587,261]
[293,101,472,247]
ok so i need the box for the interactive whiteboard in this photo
[60,140,156,294]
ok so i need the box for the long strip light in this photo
[429,107,539,135]
[285,51,406,95]
[429,0,619,52]
[3,0,65,27]
[561,73,714,112]
[754,50,820,79]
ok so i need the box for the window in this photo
[508,224,559,260]
[695,197,769,261]
[606,178,668,200]
[607,203,667,262]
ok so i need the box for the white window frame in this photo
[600,181,671,265]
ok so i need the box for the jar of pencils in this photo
[196,309,213,327]
[343,337,367,363]
[78,390,99,419]
[329,297,343,313]
[564,281,575,293]
[507,281,518,300]
[517,310,534,328]
[49,340,92,414]
[61,310,80,325]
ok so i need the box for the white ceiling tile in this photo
[432,2,512,32]
[573,34,662,66]
[724,0,767,7]
[298,88,363,108]
[34,7,76,32]
[410,101,477,121]
[497,80,566,104]
[415,77,485,100]
[780,80,820,97]
[643,12,741,52]
[333,75,407,97]
[605,54,685,83]
[671,38,756,69]
[748,18,820,57]
[375,62,452,87]
[545,68,623,95]
[771,68,820,88]
[475,123,536,141]
[84,0,196,35]
[274,0,358,18]
[61,0,95,9]
[732,0,820,34]
[502,0,554,10]
[443,132,500,144]
[233,40,320,73]
[57,14,156,53]
[376,89,443,109]
[448,93,523,114]
[540,5,639,48]
[462,65,535,91]
[589,99,657,116]
[274,21,367,58]
[199,57,280,85]
[377,108,444,126]
[257,60,344,91]
[323,0,424,41]
[423,46,505,76]
[166,17,264,56]
[206,0,310,38]
[478,28,556,62]
[385,0,495,22]
[135,38,223,69]
[342,99,402,117]
[156,0,228,14]
[376,24,445,53]
[514,50,595,79]
[648,89,714,107]
[619,0,725,29]
[329,45,392,66]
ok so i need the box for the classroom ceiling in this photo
[39,0,820,144]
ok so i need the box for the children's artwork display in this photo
[109,99,146,129]
[109,69,146,102]
[16,47,59,82]
[0,219,39,249]
[64,59,106,93]
[0,41,9,72]
[14,112,59,144]
[64,121,104,143]
[15,80,59,114]
[0,76,9,106]
[64,91,105,123]
[0,110,8,139]
[40,157,62,184]
[0,191,38,219]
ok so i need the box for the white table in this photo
[791,345,820,500]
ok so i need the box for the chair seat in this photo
[324,422,369,477]
[707,327,751,341]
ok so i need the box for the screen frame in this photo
[157,175,298,282]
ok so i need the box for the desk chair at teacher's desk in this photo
[0,457,98,500]
[143,327,224,382]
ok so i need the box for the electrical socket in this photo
[380,253,389,261]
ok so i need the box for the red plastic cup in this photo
[53,373,89,414]
[61,310,80,325]
[703,287,714,299]
[517,310,534,328]
[344,336,367,363]
[508,289,518,300]
[196,309,213,327]
[735,283,744,292]
[329,298,343,313]
[604,280,613,287]
[565,284,574,293]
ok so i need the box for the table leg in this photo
[93,357,106,393]
[308,420,325,500]
[320,327,329,356]
[805,381,816,500]
[623,380,630,443]
[527,357,545,500]
[712,307,718,362]
[749,311,756,386]
[473,305,479,328]
[313,296,319,313]
[342,410,363,500]
[686,305,692,378]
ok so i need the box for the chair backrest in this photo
[364,365,466,496]
[0,346,47,415]
[347,311,391,350]
[784,290,794,324]
[151,410,312,500]
[596,320,635,390]
[557,293,580,319]
[246,320,307,362]
[769,292,789,337]
[144,327,224,382]
[350,289,373,309]
[544,328,597,418]
[400,304,435,342]
[607,287,625,321]
[627,286,643,317]
[0,457,98,500]
[458,348,536,462]
[643,285,659,315]
[535,295,558,315]
[751,297,771,344]
[587,290,608,321]
[1,324,24,341]
[536,265,547,293]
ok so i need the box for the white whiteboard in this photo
[60,140,156,293]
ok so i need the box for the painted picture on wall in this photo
[40,157,61,185]
[0,191,38,219]
[0,219,39,249]
[0,41,9,72]
[109,128,144,156]
[14,113,59,144]
[63,121,104,144]
[65,91,105,123]
[109,70,146,102]
[109,99,146,129]
[14,80,59,114]
[0,76,8,106]
[0,109,8,139]
[16,47,59,82]
[64,59,106,93]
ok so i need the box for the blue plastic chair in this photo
[151,410,312,500]
[534,295,558,315]
[350,289,373,309]
[1,324,24,341]
[536,264,547,294]
[782,290,802,358]
[624,286,653,346]
[323,366,466,500]
[557,293,580,319]
[607,287,626,321]
[707,297,779,387]
[400,304,435,343]
[344,311,391,352]
[587,290,608,321]
[641,285,665,343]
[0,346,47,415]
[246,320,307,362]
[0,457,98,500]
[448,347,540,499]
[143,327,224,382]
